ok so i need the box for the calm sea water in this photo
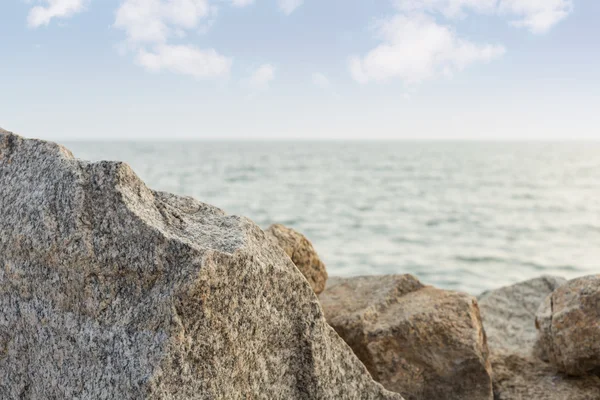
[64,141,600,294]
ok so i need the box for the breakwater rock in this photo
[478,277,600,399]
[2,128,599,400]
[535,274,600,376]
[319,275,493,400]
[265,224,328,295]
[0,130,400,400]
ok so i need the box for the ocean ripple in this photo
[66,140,600,294]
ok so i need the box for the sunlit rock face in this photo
[319,275,493,400]
[535,274,600,376]
[0,130,401,400]
[265,224,328,295]
[479,277,600,399]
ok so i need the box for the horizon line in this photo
[56,138,600,143]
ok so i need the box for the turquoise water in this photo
[65,141,600,294]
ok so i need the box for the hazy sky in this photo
[1,0,598,140]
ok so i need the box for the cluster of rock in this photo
[0,130,399,399]
[1,129,599,399]
[270,215,600,399]
[316,274,600,400]
[478,276,600,399]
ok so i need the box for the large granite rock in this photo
[265,224,328,294]
[0,131,401,400]
[478,277,600,399]
[478,276,566,353]
[319,275,493,400]
[535,275,600,376]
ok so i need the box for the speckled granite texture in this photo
[0,129,401,400]
[265,224,328,295]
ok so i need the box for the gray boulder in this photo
[319,275,493,400]
[478,276,566,353]
[265,224,328,294]
[0,131,401,400]
[535,274,600,376]
[478,277,600,399]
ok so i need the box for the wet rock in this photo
[319,275,493,400]
[535,274,600,376]
[0,130,401,400]
[265,224,328,294]
[478,276,566,353]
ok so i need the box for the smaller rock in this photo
[478,276,566,353]
[535,274,600,376]
[265,224,328,294]
[479,276,600,399]
[319,275,493,400]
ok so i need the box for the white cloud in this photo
[350,14,505,84]
[244,64,276,89]
[351,1,573,85]
[498,0,573,34]
[137,44,232,78]
[312,73,331,89]
[393,0,573,33]
[278,0,303,15]
[27,0,88,28]
[230,0,255,6]
[229,0,302,14]
[114,0,212,44]
[394,0,496,18]
[114,0,230,79]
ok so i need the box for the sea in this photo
[65,141,600,295]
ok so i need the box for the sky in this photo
[0,0,598,140]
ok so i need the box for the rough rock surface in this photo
[478,277,600,399]
[478,276,566,353]
[491,352,600,400]
[319,275,493,400]
[0,130,401,400]
[535,274,600,376]
[265,224,328,294]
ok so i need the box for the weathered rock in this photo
[0,131,401,400]
[478,277,600,399]
[491,352,600,400]
[319,275,493,400]
[535,275,600,376]
[265,224,328,294]
[478,276,566,353]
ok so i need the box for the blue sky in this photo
[1,0,598,140]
